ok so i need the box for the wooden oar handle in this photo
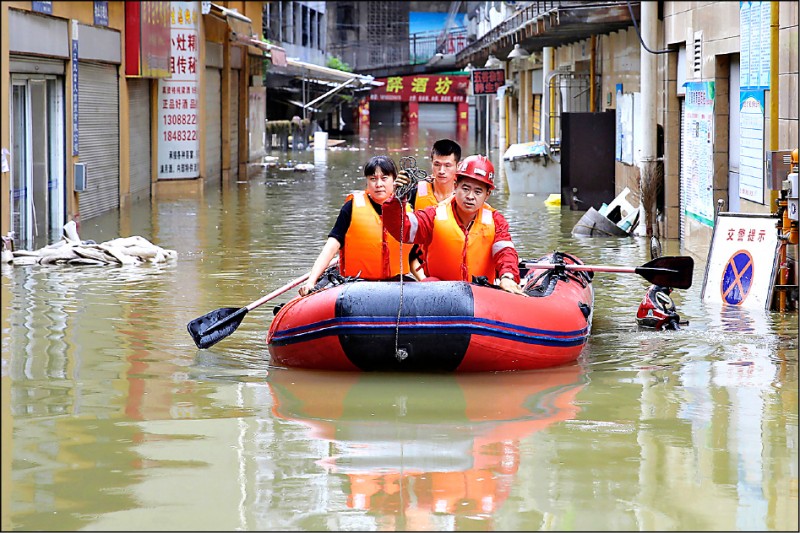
[246,256,339,311]
[524,263,636,274]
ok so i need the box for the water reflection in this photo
[266,365,586,529]
[2,126,797,531]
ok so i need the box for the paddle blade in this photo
[637,256,694,289]
[187,307,249,349]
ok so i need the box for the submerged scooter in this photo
[636,284,687,330]
[636,237,689,331]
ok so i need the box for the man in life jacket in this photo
[299,155,414,296]
[383,155,525,295]
[402,138,462,210]
[396,139,462,279]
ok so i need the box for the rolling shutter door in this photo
[128,78,151,201]
[229,71,239,179]
[418,103,457,138]
[205,67,221,181]
[78,62,119,221]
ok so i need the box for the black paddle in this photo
[523,256,694,289]
[187,258,336,349]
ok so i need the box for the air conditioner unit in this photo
[74,163,87,192]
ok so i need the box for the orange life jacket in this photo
[415,181,454,210]
[341,191,410,279]
[425,200,496,282]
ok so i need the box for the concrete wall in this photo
[1,1,126,235]
[662,1,798,255]
[1,2,269,234]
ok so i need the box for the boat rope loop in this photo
[522,251,593,295]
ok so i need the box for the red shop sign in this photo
[471,68,505,95]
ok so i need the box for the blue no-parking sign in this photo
[702,213,780,309]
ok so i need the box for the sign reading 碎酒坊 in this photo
[370,75,469,102]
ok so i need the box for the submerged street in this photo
[2,127,797,530]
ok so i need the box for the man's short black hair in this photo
[364,155,397,178]
[431,139,461,162]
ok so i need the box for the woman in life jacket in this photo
[299,155,416,296]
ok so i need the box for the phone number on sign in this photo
[163,114,197,126]
[163,130,198,142]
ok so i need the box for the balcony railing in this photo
[329,29,469,71]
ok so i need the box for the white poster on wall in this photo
[248,86,266,160]
[616,92,634,164]
[739,90,765,203]
[701,212,780,309]
[681,81,715,227]
[157,1,200,180]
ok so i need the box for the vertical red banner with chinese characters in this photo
[125,2,170,78]
[358,98,370,139]
[406,101,419,126]
[157,1,200,179]
[457,101,469,145]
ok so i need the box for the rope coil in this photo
[395,156,432,200]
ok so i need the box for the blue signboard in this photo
[72,37,79,155]
[739,1,771,90]
[94,1,109,26]
[32,1,53,14]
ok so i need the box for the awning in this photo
[228,32,382,88]
[287,100,323,113]
[225,19,383,114]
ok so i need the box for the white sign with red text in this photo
[157,1,199,179]
[701,212,780,309]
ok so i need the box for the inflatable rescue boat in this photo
[266,251,594,372]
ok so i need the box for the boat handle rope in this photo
[393,157,430,362]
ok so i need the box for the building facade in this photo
[458,1,798,260]
[1,1,267,250]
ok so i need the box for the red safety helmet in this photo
[455,155,496,190]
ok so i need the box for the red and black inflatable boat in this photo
[266,251,594,372]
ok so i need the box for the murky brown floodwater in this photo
[2,126,797,531]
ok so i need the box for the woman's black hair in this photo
[364,155,397,178]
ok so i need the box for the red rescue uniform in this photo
[382,195,520,283]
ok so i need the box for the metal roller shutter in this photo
[229,71,239,179]
[78,62,119,221]
[205,67,221,181]
[128,78,151,201]
[418,103,457,138]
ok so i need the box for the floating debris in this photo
[2,221,177,267]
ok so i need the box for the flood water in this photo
[2,127,797,531]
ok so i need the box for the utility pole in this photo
[639,1,659,240]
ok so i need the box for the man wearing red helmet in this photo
[383,154,524,295]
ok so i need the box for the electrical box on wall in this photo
[74,163,87,192]
[766,150,792,190]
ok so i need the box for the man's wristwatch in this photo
[500,273,515,282]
